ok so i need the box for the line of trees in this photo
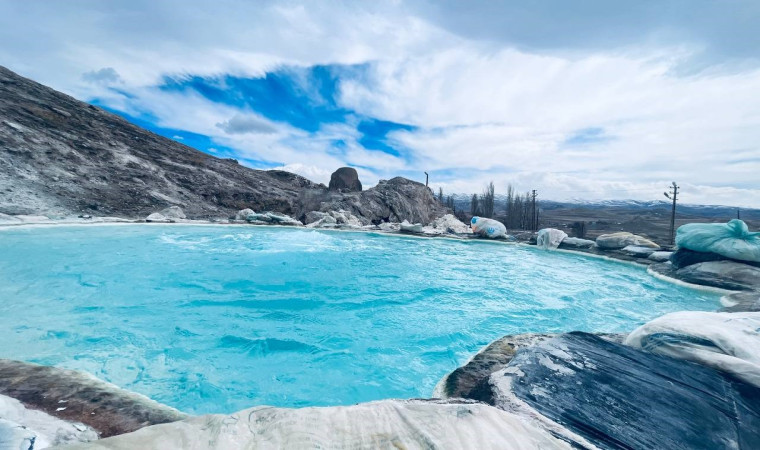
[504,184,538,230]
[437,182,539,230]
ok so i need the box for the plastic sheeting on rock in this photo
[427,214,471,234]
[470,217,506,239]
[621,245,656,258]
[399,220,423,233]
[595,232,659,250]
[67,400,574,450]
[676,219,760,263]
[489,332,760,450]
[246,211,302,226]
[625,311,760,388]
[536,228,567,250]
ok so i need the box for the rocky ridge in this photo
[0,66,448,225]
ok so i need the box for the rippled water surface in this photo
[0,225,720,414]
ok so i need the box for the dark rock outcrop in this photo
[651,260,760,291]
[670,247,760,269]
[316,177,449,225]
[437,333,624,401]
[0,359,187,437]
[489,332,760,450]
[328,167,362,192]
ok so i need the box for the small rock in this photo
[596,232,659,250]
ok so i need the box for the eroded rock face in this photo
[596,232,659,250]
[0,359,188,438]
[319,177,449,225]
[328,167,362,192]
[0,66,323,219]
[489,332,760,450]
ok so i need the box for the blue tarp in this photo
[676,219,760,263]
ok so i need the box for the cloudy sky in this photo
[2,1,759,207]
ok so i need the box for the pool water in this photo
[0,225,720,414]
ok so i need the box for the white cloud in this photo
[1,0,759,207]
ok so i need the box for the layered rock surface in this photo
[488,332,760,450]
[66,399,574,450]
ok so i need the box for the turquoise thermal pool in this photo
[0,225,720,414]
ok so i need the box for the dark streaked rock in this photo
[675,261,760,291]
[328,167,362,192]
[436,333,624,401]
[670,247,727,269]
[490,332,760,450]
[0,359,187,438]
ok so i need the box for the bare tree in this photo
[479,181,495,218]
[470,194,480,216]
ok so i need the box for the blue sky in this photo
[1,1,760,207]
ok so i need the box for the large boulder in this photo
[674,260,760,291]
[64,399,572,450]
[676,219,760,264]
[399,220,424,234]
[536,228,567,250]
[626,311,760,388]
[596,232,659,250]
[470,217,507,239]
[328,167,362,192]
[488,332,760,450]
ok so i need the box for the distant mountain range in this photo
[446,194,760,220]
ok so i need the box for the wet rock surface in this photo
[489,332,760,450]
[436,333,624,401]
[0,359,187,438]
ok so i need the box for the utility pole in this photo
[424,172,429,187]
[531,190,538,231]
[663,182,679,246]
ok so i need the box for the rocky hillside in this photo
[0,66,447,223]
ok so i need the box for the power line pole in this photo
[663,182,679,246]
[531,190,537,231]
[424,172,429,187]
